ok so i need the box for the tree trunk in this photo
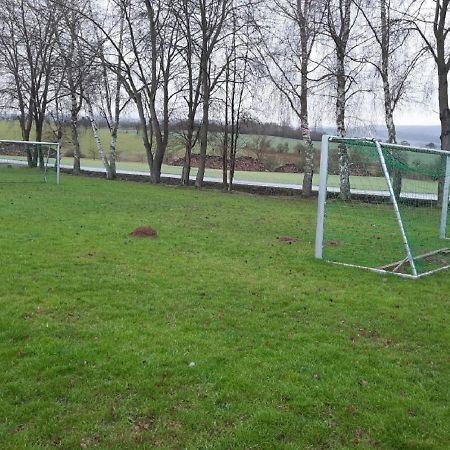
[336,57,351,200]
[300,36,313,197]
[195,51,209,188]
[223,60,230,191]
[71,92,81,175]
[87,100,114,179]
[181,115,194,185]
[35,120,45,169]
[108,128,118,180]
[181,142,192,185]
[134,94,153,173]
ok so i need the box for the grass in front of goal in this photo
[0,163,57,184]
[323,199,449,274]
[0,173,449,449]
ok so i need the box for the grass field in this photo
[1,171,449,449]
[0,158,440,196]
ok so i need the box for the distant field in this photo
[1,120,441,195]
[0,120,319,166]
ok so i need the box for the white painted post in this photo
[440,156,450,239]
[315,135,330,259]
[56,143,61,185]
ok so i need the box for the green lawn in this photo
[0,172,449,449]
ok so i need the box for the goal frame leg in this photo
[374,141,417,277]
[440,155,450,239]
[315,135,330,259]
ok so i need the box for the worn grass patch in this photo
[0,174,449,449]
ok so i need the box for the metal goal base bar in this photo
[326,253,450,279]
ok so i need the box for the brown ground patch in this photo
[276,236,299,244]
[129,226,157,238]
[424,255,450,265]
[274,163,303,173]
[171,155,268,172]
[324,239,342,247]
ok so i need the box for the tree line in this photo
[0,0,448,197]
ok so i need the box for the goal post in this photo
[0,140,61,185]
[315,136,450,279]
[440,154,450,239]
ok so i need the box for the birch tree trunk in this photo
[336,56,351,200]
[71,92,82,175]
[298,3,314,197]
[380,0,401,199]
[87,100,114,179]
[195,52,210,187]
[300,55,314,197]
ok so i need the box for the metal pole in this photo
[315,135,330,259]
[376,141,417,277]
[440,156,450,239]
[56,143,61,185]
[43,144,51,183]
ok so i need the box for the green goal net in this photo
[0,140,60,184]
[315,136,450,278]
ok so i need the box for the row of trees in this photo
[0,0,449,197]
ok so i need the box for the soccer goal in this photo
[315,135,450,279]
[0,140,61,185]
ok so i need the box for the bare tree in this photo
[356,0,424,198]
[257,0,322,196]
[320,0,358,200]
[0,1,33,150]
[409,0,450,200]
[54,0,95,174]
[223,8,253,192]
[78,0,182,183]
[174,0,203,185]
[194,0,234,188]
[0,0,61,167]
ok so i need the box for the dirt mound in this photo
[274,163,303,173]
[171,155,268,172]
[0,146,23,157]
[129,226,157,238]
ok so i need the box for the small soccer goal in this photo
[315,135,450,279]
[0,140,61,185]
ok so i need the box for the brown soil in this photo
[0,147,23,156]
[276,236,299,244]
[274,163,303,173]
[171,155,268,172]
[425,255,450,265]
[129,226,157,238]
[324,240,342,247]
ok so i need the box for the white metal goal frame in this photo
[0,139,61,185]
[315,135,450,279]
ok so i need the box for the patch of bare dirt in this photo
[425,255,450,265]
[274,163,303,173]
[171,155,268,172]
[129,226,157,238]
[324,239,342,247]
[276,236,299,244]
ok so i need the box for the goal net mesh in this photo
[0,140,60,184]
[320,137,450,277]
